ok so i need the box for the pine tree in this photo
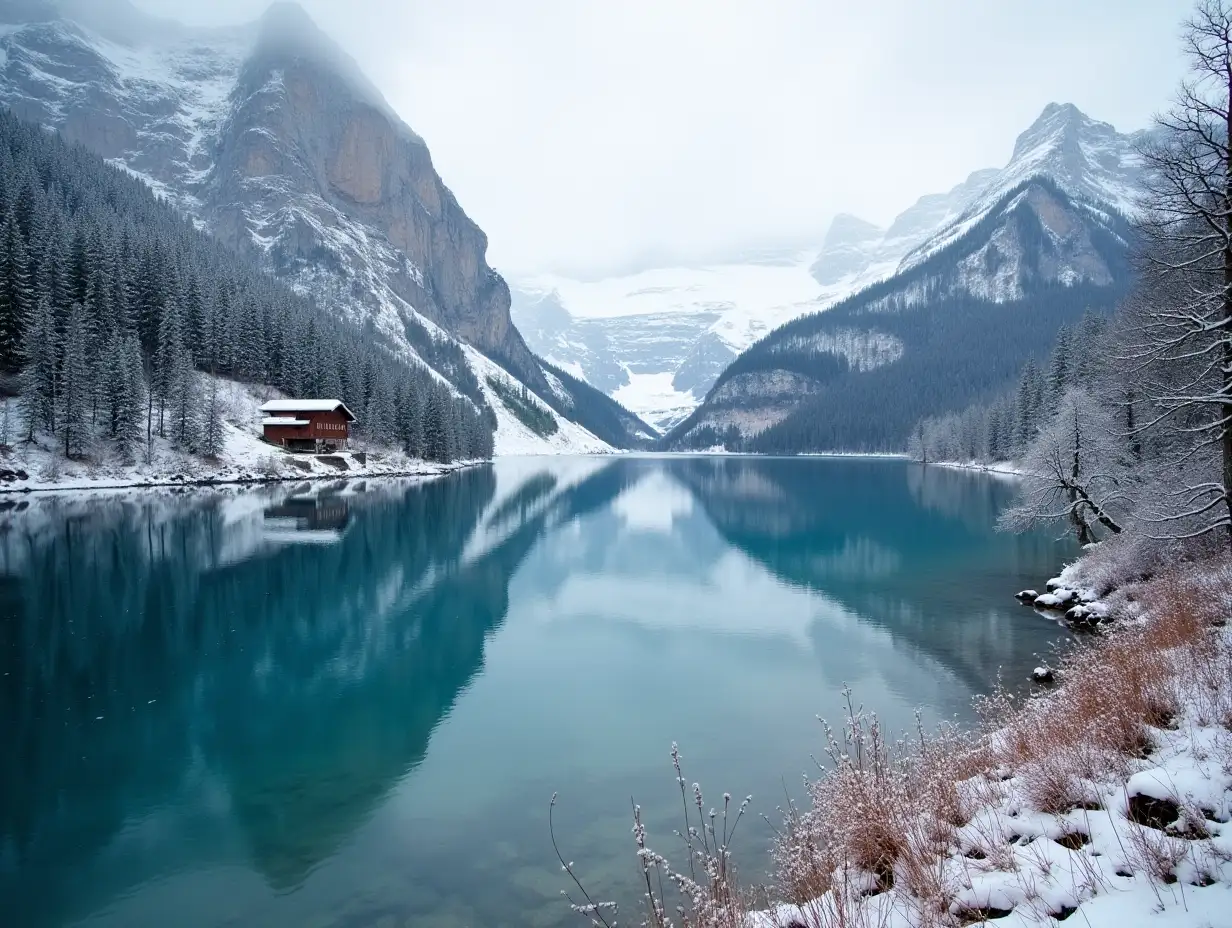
[20,297,55,440]
[423,388,447,462]
[0,211,31,371]
[1015,358,1044,451]
[157,299,197,448]
[34,214,69,324]
[1071,310,1106,385]
[1048,324,1072,401]
[110,335,146,461]
[200,373,224,458]
[57,303,91,458]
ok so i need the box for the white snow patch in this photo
[462,346,612,456]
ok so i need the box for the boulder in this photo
[1035,588,1079,609]
[1015,589,1039,602]
[1032,666,1055,683]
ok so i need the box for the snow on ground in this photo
[933,459,1027,480]
[750,564,1232,928]
[462,346,613,456]
[0,376,468,494]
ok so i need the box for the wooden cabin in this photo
[259,399,357,453]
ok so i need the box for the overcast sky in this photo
[135,0,1193,278]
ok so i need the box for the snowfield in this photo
[611,371,699,434]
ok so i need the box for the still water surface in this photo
[1,455,1075,928]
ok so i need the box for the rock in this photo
[1066,604,1091,621]
[1032,666,1055,683]
[1034,588,1079,609]
[15,470,27,480]
[1046,577,1064,591]
[1015,589,1039,602]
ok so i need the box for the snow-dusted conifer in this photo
[20,296,55,440]
[200,373,224,459]
[113,335,146,462]
[0,210,31,371]
[57,303,91,458]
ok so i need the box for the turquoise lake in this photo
[0,455,1076,928]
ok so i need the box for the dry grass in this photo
[773,697,988,928]
[763,565,1232,928]
[990,567,1227,819]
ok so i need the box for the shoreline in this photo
[0,458,481,497]
[928,458,1026,477]
[746,557,1232,928]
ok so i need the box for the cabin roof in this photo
[258,399,357,421]
[262,417,310,427]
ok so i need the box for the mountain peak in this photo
[257,1,315,36]
[1010,102,1115,165]
[1039,101,1083,121]
[823,213,883,249]
[994,102,1140,216]
[243,0,410,134]
[254,0,334,59]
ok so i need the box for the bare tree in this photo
[1130,0,1232,543]
[1000,389,1129,543]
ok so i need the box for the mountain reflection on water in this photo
[0,457,1073,928]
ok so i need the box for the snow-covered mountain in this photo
[0,0,652,452]
[513,103,1143,434]
[664,103,1144,452]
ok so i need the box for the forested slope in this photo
[665,176,1135,453]
[0,108,494,463]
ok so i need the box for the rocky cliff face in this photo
[209,4,543,385]
[0,0,548,397]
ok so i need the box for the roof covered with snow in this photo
[261,417,309,427]
[258,399,357,420]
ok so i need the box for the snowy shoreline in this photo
[747,556,1232,928]
[929,458,1026,477]
[0,457,478,496]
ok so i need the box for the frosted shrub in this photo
[1066,530,1223,599]
[774,691,985,926]
[553,745,752,928]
